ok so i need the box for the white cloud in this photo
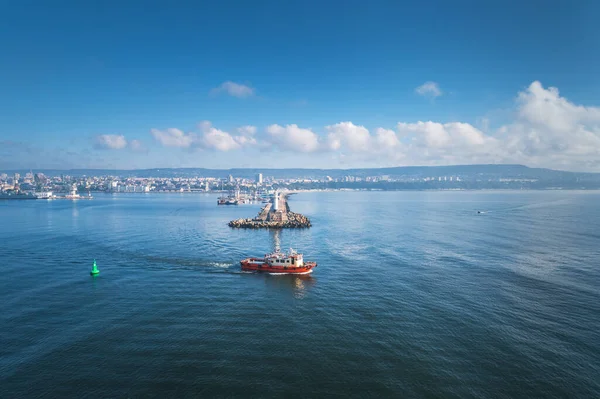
[234,125,258,146]
[494,81,600,169]
[415,81,442,98]
[261,119,492,165]
[211,81,255,98]
[325,122,371,152]
[201,130,240,151]
[397,121,489,149]
[151,128,196,147]
[198,121,240,151]
[518,81,600,132]
[94,134,128,150]
[151,122,257,152]
[266,124,320,152]
[145,81,600,171]
[375,128,402,149]
[392,81,600,169]
[233,135,257,147]
[396,121,498,165]
[237,125,257,136]
[128,139,146,152]
[263,122,404,164]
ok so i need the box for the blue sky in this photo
[1,1,599,171]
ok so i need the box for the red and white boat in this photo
[240,248,317,274]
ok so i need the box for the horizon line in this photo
[1,163,596,174]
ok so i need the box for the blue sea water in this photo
[1,191,599,398]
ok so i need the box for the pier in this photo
[228,192,311,229]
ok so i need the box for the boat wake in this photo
[208,262,234,268]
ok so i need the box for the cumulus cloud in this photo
[94,134,128,150]
[397,121,489,148]
[211,81,255,98]
[151,128,195,148]
[237,125,257,136]
[517,81,600,132]
[326,122,371,152]
[374,128,402,149]
[234,125,258,146]
[151,122,257,152]
[257,81,600,169]
[261,122,403,164]
[198,121,241,151]
[415,81,442,98]
[396,121,498,165]
[146,81,600,171]
[266,124,320,152]
[392,81,600,169]
[128,139,146,152]
[496,81,600,168]
[260,120,490,163]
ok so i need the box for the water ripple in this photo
[1,191,599,397]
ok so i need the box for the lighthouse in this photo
[273,191,279,211]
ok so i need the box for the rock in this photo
[228,212,311,229]
[227,197,312,228]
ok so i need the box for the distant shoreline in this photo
[87,188,600,194]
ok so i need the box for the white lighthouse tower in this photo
[273,191,279,211]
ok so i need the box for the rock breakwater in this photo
[229,211,311,229]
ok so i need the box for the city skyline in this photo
[1,2,599,171]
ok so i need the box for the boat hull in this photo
[218,200,238,205]
[240,258,317,274]
[0,193,36,200]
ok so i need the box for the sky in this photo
[1,0,599,171]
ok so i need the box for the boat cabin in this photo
[265,250,304,267]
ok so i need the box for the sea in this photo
[1,191,599,398]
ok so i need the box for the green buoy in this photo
[90,259,100,276]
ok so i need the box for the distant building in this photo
[256,173,263,185]
[14,173,20,182]
[34,173,47,185]
[228,174,234,183]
